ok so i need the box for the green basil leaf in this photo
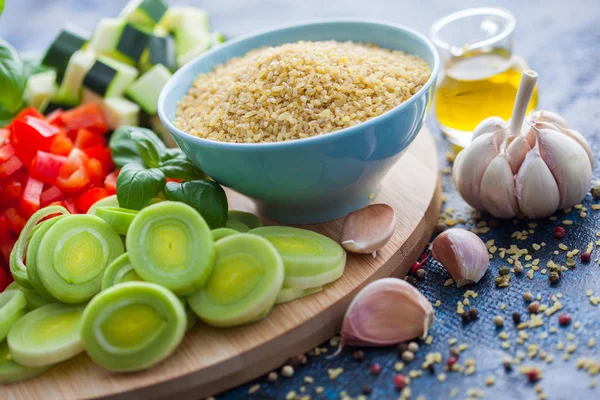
[130,130,161,168]
[0,38,26,113]
[116,164,166,210]
[0,103,13,127]
[158,158,206,181]
[109,126,166,167]
[160,148,185,162]
[164,180,228,229]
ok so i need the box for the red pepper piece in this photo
[56,149,90,193]
[10,116,62,164]
[0,156,23,179]
[4,178,23,201]
[74,128,106,149]
[75,187,111,213]
[4,208,26,235]
[0,128,10,144]
[63,197,79,214]
[0,267,11,292]
[12,107,44,122]
[87,158,105,186]
[30,151,68,185]
[19,176,44,218]
[60,104,108,135]
[0,142,15,162]
[46,109,64,127]
[50,133,74,156]
[104,169,119,194]
[40,185,64,207]
[84,145,114,174]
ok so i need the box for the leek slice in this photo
[0,291,27,342]
[275,286,323,304]
[0,341,49,384]
[95,207,139,235]
[250,226,347,289]
[225,218,250,232]
[8,303,85,367]
[227,211,262,230]
[127,202,214,295]
[101,253,142,290]
[21,287,54,311]
[211,227,238,242]
[87,194,119,215]
[187,234,284,327]
[81,282,186,372]
[37,215,124,303]
[10,206,70,289]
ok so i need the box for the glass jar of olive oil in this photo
[430,8,538,147]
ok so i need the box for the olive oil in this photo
[435,51,538,146]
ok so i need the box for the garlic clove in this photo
[430,228,489,287]
[564,129,594,168]
[471,116,507,142]
[340,278,434,346]
[527,110,568,130]
[341,204,395,254]
[453,130,506,210]
[514,145,560,218]
[505,134,531,173]
[534,125,593,209]
[479,154,519,218]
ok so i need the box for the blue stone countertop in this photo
[2,1,600,399]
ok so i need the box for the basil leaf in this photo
[164,180,228,229]
[160,148,184,162]
[116,164,166,210]
[158,157,206,181]
[0,39,26,113]
[109,126,165,167]
[0,103,13,127]
[130,130,161,168]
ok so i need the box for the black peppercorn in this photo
[549,271,560,283]
[397,343,408,355]
[512,312,521,325]
[468,308,479,319]
[404,276,418,286]
[361,385,372,395]
[353,350,365,362]
[426,363,436,374]
[461,313,472,323]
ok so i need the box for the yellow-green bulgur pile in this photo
[175,40,431,143]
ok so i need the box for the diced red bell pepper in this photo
[87,158,105,185]
[46,109,64,127]
[74,128,105,149]
[75,187,111,213]
[84,145,114,174]
[10,116,62,164]
[0,268,11,292]
[4,179,22,201]
[0,156,23,179]
[0,215,10,243]
[4,208,26,235]
[40,185,63,207]
[30,151,68,185]
[56,149,90,193]
[60,104,108,136]
[0,129,9,145]
[0,142,15,162]
[13,107,44,122]
[0,237,16,267]
[104,169,119,194]
[63,197,79,214]
[19,176,44,218]
[50,133,74,156]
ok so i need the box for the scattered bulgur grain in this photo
[248,384,261,394]
[493,315,504,327]
[268,372,278,382]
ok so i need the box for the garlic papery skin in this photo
[340,278,434,347]
[479,154,519,218]
[534,124,593,209]
[430,228,489,287]
[471,116,507,142]
[527,110,568,130]
[505,135,531,173]
[514,145,560,219]
[565,129,594,168]
[341,204,395,255]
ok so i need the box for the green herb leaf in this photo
[0,103,13,127]
[158,150,206,180]
[130,130,161,168]
[164,180,228,229]
[0,38,26,113]
[116,164,166,210]
[109,126,165,167]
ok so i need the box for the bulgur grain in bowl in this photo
[158,20,440,224]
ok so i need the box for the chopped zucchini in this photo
[55,50,96,106]
[117,23,152,63]
[83,91,140,130]
[25,71,57,110]
[83,56,138,98]
[41,26,88,82]
[89,19,151,64]
[125,64,171,114]
[88,18,125,56]
[143,34,176,71]
[120,0,168,28]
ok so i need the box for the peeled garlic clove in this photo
[430,228,489,287]
[534,126,593,209]
[340,278,434,346]
[505,135,531,173]
[471,116,507,142]
[453,130,506,210]
[563,129,594,168]
[479,154,519,218]
[514,145,560,218]
[341,204,395,255]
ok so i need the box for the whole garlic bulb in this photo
[454,70,593,219]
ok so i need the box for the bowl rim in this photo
[158,18,440,150]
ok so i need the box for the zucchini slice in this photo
[101,253,142,290]
[55,49,96,106]
[227,211,263,230]
[0,341,49,384]
[87,194,120,215]
[117,23,152,63]
[125,64,172,114]
[250,226,347,289]
[127,201,215,295]
[275,286,322,305]
[120,0,168,28]
[36,215,125,303]
[146,34,176,71]
[187,234,284,327]
[41,26,88,82]
[95,207,139,235]
[83,56,139,98]
[81,282,186,372]
[25,70,58,110]
[0,291,27,342]
[211,228,238,242]
[7,303,85,367]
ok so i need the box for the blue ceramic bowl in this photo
[158,19,439,224]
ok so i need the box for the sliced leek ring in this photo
[275,286,323,304]
[81,282,186,372]
[250,226,346,289]
[211,227,238,242]
[21,287,54,311]
[225,218,250,232]
[37,215,124,303]
[95,207,139,235]
[7,303,85,367]
[101,253,142,290]
[0,291,27,342]
[87,194,120,215]
[0,341,49,384]
[188,234,284,327]
[227,211,262,230]
[127,201,214,296]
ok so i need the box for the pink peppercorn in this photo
[526,369,540,383]
[446,356,458,368]
[410,261,422,273]
[581,252,591,262]
[558,313,572,326]
[393,374,407,389]
[370,363,382,375]
[553,226,565,239]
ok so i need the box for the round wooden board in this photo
[3,127,441,400]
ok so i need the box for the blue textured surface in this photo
[2,1,600,399]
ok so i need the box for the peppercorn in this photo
[526,369,540,383]
[408,342,419,353]
[502,355,513,371]
[558,314,572,326]
[528,301,540,314]
[397,343,408,355]
[523,292,533,302]
[286,357,300,368]
[469,308,479,320]
[426,363,436,374]
[512,312,522,325]
[499,266,510,276]
[449,347,460,357]
[353,350,365,362]
[361,385,372,395]
[393,374,407,389]
[416,269,426,279]
[514,264,524,274]
[410,261,422,273]
[553,226,565,239]
[402,351,415,362]
[591,185,600,199]
[493,315,504,327]
[404,276,418,286]
[295,354,307,365]
[581,252,592,262]
[549,271,560,283]
[446,356,458,368]
[370,364,382,375]
[268,371,278,382]
[461,313,472,323]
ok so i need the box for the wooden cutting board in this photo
[2,127,441,400]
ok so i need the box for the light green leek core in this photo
[0,341,49,384]
[204,253,263,305]
[102,253,142,291]
[54,231,108,284]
